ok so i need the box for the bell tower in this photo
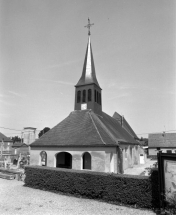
[74,19,102,115]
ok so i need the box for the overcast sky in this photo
[0,0,176,138]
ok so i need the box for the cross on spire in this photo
[84,18,94,35]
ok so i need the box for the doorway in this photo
[56,152,72,169]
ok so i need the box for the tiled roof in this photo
[113,112,138,138]
[97,112,138,144]
[12,142,28,148]
[31,110,139,147]
[0,132,12,142]
[148,133,176,148]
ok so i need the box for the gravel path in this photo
[0,178,156,215]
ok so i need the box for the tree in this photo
[38,127,50,138]
[11,136,21,143]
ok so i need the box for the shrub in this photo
[165,195,176,215]
[149,168,160,208]
[25,166,159,209]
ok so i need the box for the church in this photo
[30,20,141,174]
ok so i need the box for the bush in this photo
[25,166,159,209]
[165,195,176,215]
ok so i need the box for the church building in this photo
[30,20,141,173]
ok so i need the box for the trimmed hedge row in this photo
[25,166,159,209]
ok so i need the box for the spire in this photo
[74,19,102,115]
[75,35,100,88]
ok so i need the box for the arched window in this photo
[82,90,86,103]
[56,152,72,169]
[97,91,99,104]
[94,90,97,102]
[88,89,92,102]
[40,151,47,166]
[99,93,101,105]
[82,152,91,170]
[77,91,81,103]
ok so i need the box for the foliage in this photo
[149,168,160,208]
[25,166,159,209]
[134,137,148,146]
[11,136,21,143]
[145,162,158,176]
[38,127,50,138]
[164,195,176,215]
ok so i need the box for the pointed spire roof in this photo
[75,36,101,88]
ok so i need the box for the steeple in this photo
[74,19,102,115]
[75,36,100,88]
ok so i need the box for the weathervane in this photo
[84,18,94,35]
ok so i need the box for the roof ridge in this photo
[91,112,119,145]
[88,111,106,145]
[121,120,136,139]
[112,113,137,139]
[122,117,138,138]
[101,112,139,144]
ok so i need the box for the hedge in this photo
[24,166,159,209]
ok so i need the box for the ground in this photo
[124,158,156,175]
[0,159,157,215]
[0,178,156,215]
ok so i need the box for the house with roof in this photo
[148,133,176,156]
[30,24,141,173]
[12,142,30,156]
[0,132,14,164]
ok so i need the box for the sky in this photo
[0,0,176,138]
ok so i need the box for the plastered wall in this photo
[30,146,119,173]
[149,148,176,156]
[120,145,140,170]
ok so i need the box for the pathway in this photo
[124,158,157,175]
[0,178,156,215]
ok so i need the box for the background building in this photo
[0,132,13,164]
[148,133,176,156]
[22,127,37,145]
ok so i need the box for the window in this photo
[167,150,172,154]
[40,151,47,166]
[94,90,97,102]
[97,91,99,104]
[82,90,86,103]
[77,91,81,103]
[82,152,91,170]
[88,89,92,102]
[99,93,101,105]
